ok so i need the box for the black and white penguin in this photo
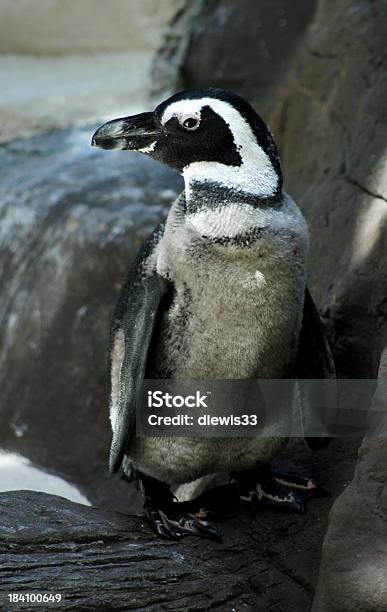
[92,89,335,540]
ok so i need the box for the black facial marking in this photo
[151,105,242,172]
[155,88,283,192]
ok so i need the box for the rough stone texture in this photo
[151,0,317,102]
[267,0,387,379]
[266,2,387,607]
[182,0,316,103]
[0,464,356,612]
[150,0,206,100]
[0,128,182,512]
[313,347,387,612]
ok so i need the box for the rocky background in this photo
[0,0,386,610]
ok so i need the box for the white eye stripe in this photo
[163,110,202,130]
[162,104,202,126]
[160,97,279,198]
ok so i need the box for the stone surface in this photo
[0,464,356,612]
[313,348,387,611]
[151,0,316,102]
[0,1,184,142]
[0,0,184,54]
[0,450,90,506]
[0,52,153,143]
[267,0,387,379]
[182,0,316,103]
[0,127,182,512]
[150,0,205,99]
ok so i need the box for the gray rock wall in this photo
[313,347,387,612]
[151,0,317,101]
[267,0,387,379]
[0,1,184,142]
[0,0,184,54]
[0,129,182,511]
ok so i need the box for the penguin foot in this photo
[270,470,329,498]
[138,472,221,541]
[144,503,221,541]
[231,466,328,514]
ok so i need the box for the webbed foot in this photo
[144,503,221,541]
[139,473,222,541]
[231,465,328,514]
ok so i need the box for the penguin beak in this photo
[91,112,161,151]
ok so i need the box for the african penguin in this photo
[92,88,334,540]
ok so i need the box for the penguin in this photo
[92,88,335,541]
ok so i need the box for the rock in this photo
[150,0,205,99]
[0,0,184,55]
[0,476,354,612]
[266,0,387,378]
[152,0,316,102]
[0,52,153,143]
[0,1,185,142]
[0,127,182,511]
[313,346,387,612]
[0,449,90,506]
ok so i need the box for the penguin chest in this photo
[155,248,303,378]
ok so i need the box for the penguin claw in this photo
[144,506,182,540]
[160,508,222,541]
[157,521,183,541]
[144,505,222,541]
[255,482,306,514]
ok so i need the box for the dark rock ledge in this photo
[0,481,342,612]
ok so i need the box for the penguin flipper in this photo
[297,287,336,379]
[108,224,169,473]
[297,287,336,451]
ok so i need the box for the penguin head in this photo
[92,88,282,198]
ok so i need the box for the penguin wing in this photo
[108,223,169,473]
[296,287,336,450]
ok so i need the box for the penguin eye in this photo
[181,116,200,131]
